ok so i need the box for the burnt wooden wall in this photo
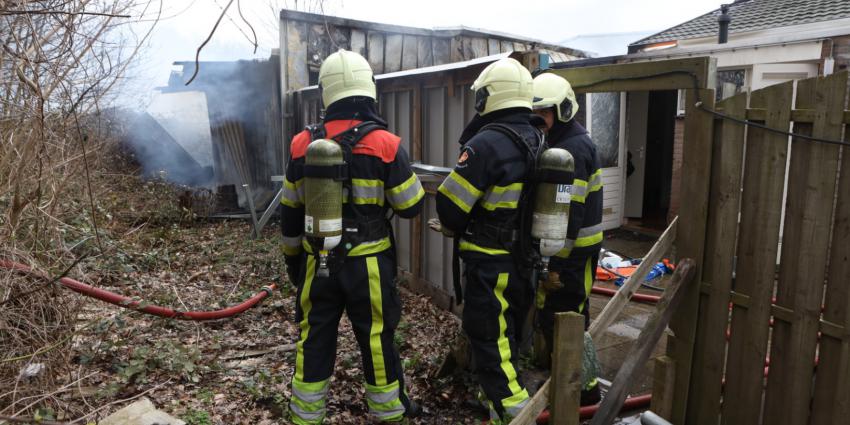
[279,9,583,92]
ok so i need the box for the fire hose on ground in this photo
[3,256,657,422]
[0,259,276,321]
[536,393,654,424]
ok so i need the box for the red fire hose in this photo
[1,259,275,321]
[536,393,653,423]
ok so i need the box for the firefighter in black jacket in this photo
[280,50,425,424]
[432,58,544,423]
[532,73,603,404]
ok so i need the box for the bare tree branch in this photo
[0,10,131,18]
[236,0,257,54]
[184,0,234,86]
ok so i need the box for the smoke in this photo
[122,110,215,187]
[121,56,283,210]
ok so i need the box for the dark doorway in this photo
[640,90,677,228]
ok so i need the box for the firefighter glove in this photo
[427,218,454,237]
[540,270,563,293]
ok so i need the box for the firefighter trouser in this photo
[462,259,532,422]
[289,251,410,424]
[535,253,600,390]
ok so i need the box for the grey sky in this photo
[126,0,722,98]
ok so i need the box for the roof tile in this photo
[631,0,850,47]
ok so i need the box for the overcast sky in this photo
[124,0,722,100]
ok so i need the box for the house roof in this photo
[630,0,850,48]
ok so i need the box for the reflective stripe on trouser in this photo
[290,376,329,425]
[462,260,532,420]
[536,253,600,390]
[290,252,410,424]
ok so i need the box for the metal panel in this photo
[394,90,413,271]
[423,87,449,292]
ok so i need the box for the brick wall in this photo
[668,116,685,224]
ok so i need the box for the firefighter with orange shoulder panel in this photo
[280,49,425,424]
[432,58,548,423]
[532,72,604,405]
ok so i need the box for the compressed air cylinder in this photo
[531,148,574,258]
[304,139,344,261]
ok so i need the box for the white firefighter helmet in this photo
[470,58,534,116]
[318,49,376,108]
[532,73,579,122]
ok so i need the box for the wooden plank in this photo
[720,81,793,425]
[465,36,488,59]
[308,24,331,70]
[667,88,715,424]
[651,355,676,420]
[488,38,501,55]
[501,39,513,53]
[401,35,418,70]
[746,107,850,123]
[284,21,309,91]
[550,312,584,425]
[511,381,549,425]
[550,57,715,93]
[280,9,433,37]
[417,36,433,67]
[367,32,385,74]
[763,73,844,425]
[432,37,451,65]
[591,259,696,425]
[329,25,349,51]
[384,34,403,73]
[687,91,748,425]
[812,97,850,425]
[588,216,677,336]
[450,36,464,62]
[349,29,366,56]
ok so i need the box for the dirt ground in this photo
[0,173,476,424]
[2,169,667,424]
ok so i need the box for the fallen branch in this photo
[220,344,296,361]
[0,415,70,424]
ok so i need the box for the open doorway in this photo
[624,90,677,232]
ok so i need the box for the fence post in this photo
[550,311,584,425]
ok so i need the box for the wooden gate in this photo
[672,71,850,425]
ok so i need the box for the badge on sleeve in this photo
[457,147,474,168]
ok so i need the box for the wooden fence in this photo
[672,70,850,425]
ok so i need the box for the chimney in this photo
[718,4,731,44]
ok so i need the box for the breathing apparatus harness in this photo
[302,121,396,272]
[451,122,549,304]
